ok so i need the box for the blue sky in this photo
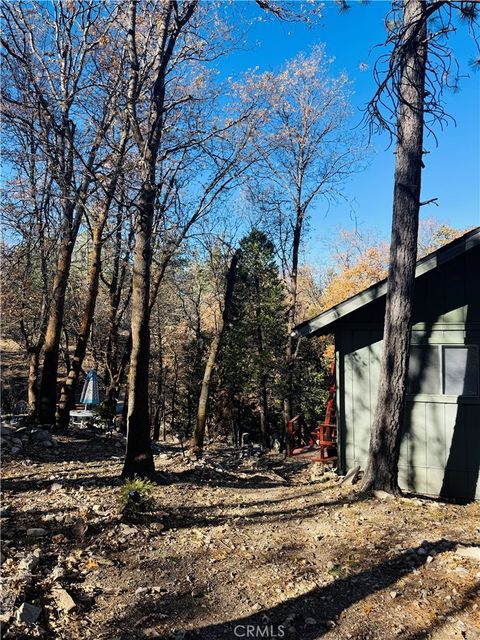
[218,1,480,263]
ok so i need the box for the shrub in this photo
[118,477,156,518]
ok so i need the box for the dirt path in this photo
[1,431,479,640]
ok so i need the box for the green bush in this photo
[118,477,156,518]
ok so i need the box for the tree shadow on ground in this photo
[156,493,364,532]
[1,457,320,493]
[1,473,125,493]
[401,490,471,506]
[1,484,367,569]
[2,435,124,466]
[106,539,464,640]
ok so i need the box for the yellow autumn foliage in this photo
[321,246,388,309]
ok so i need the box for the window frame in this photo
[407,343,480,398]
[441,344,479,397]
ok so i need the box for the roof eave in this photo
[293,227,480,339]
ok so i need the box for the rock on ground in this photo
[15,602,42,624]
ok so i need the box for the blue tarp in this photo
[80,369,100,407]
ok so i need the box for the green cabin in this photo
[294,227,480,501]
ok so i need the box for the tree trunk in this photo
[38,233,76,424]
[187,388,193,436]
[283,208,304,438]
[119,383,128,435]
[27,347,41,418]
[191,252,238,453]
[152,342,164,441]
[104,326,132,427]
[162,387,167,441]
[152,406,161,441]
[121,186,156,478]
[170,354,179,436]
[38,115,103,425]
[56,132,128,430]
[362,0,427,494]
[55,228,103,429]
[193,333,222,453]
[259,377,269,448]
[103,212,133,410]
[122,0,182,478]
[255,274,270,448]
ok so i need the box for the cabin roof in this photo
[293,226,480,339]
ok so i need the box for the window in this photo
[408,344,479,396]
[443,346,479,396]
[408,346,440,394]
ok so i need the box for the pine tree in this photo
[221,230,286,447]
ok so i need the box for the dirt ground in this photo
[1,429,479,640]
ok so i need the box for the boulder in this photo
[30,429,51,442]
[373,490,395,501]
[19,549,42,573]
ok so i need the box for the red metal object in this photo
[316,423,337,462]
[323,360,336,427]
[286,359,337,464]
[286,414,312,456]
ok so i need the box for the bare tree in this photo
[1,0,121,425]
[249,47,363,434]
[100,209,134,420]
[55,120,130,429]
[121,0,268,476]
[1,123,55,418]
[121,0,199,478]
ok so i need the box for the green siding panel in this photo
[338,335,480,499]
[408,402,428,468]
[336,247,480,499]
[425,403,446,468]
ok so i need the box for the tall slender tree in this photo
[357,0,480,493]
[249,47,362,435]
[121,0,198,478]
[191,248,239,453]
[121,0,271,475]
[55,122,130,429]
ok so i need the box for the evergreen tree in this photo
[221,230,286,447]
